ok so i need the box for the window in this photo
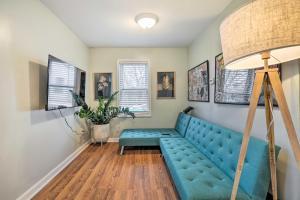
[118,60,151,117]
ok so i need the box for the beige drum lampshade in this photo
[220,0,300,70]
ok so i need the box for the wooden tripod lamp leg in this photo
[263,76,277,200]
[230,72,265,200]
[268,71,300,170]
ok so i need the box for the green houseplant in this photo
[71,91,135,143]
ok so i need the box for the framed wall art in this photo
[214,53,254,105]
[188,60,209,102]
[94,73,112,100]
[214,53,281,106]
[157,72,176,99]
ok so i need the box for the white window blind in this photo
[48,60,75,109]
[118,61,151,116]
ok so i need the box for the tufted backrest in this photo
[185,116,280,200]
[175,112,192,137]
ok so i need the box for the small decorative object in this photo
[157,72,175,99]
[188,61,209,102]
[94,73,112,99]
[220,0,300,199]
[214,53,281,106]
[183,106,194,114]
[70,91,134,145]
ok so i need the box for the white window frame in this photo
[117,59,151,117]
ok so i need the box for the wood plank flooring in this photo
[33,143,179,200]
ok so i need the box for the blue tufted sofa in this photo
[119,113,280,200]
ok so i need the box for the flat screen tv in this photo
[46,55,86,111]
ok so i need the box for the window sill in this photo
[118,113,151,118]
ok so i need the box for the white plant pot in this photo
[91,123,110,144]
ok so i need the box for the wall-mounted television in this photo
[46,55,86,111]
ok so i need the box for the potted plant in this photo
[70,91,135,144]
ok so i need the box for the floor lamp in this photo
[219,0,300,199]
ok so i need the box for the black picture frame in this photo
[188,60,210,102]
[214,53,281,106]
[214,53,253,105]
[157,72,176,99]
[94,73,112,100]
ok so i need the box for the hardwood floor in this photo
[33,143,179,200]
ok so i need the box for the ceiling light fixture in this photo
[135,13,159,29]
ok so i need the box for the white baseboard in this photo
[108,137,119,143]
[16,140,91,200]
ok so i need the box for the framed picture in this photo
[214,53,254,105]
[94,73,112,99]
[157,72,176,99]
[188,60,209,102]
[214,53,281,106]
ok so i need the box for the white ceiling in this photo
[41,0,232,47]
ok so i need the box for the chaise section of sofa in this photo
[119,112,191,155]
[119,128,182,147]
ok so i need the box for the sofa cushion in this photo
[175,112,192,137]
[185,117,280,200]
[119,128,182,146]
[160,138,250,200]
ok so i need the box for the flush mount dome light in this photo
[135,13,159,29]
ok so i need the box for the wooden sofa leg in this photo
[120,146,124,155]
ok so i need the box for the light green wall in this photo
[188,0,300,199]
[89,48,188,137]
[0,1,89,199]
